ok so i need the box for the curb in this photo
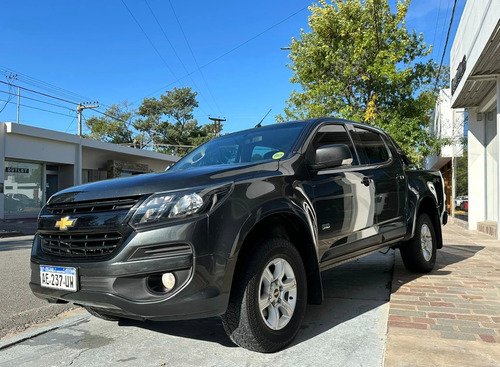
[0,231,23,238]
[0,313,89,351]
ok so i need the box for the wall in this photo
[450,0,499,104]
[467,109,486,229]
[1,122,178,219]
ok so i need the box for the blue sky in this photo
[0,0,465,135]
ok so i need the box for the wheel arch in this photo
[233,212,323,305]
[415,195,443,249]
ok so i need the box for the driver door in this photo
[306,123,378,266]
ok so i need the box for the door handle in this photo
[361,176,371,186]
[396,174,405,181]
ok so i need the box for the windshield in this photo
[170,122,306,171]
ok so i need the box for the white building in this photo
[0,122,179,219]
[425,88,465,214]
[450,0,500,237]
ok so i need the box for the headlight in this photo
[130,183,232,228]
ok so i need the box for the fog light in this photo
[161,273,176,291]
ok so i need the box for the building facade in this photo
[0,122,179,219]
[425,88,465,215]
[450,0,500,237]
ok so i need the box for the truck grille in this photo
[46,196,141,215]
[40,232,122,258]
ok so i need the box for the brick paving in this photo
[385,222,500,366]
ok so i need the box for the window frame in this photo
[305,122,361,168]
[350,126,393,167]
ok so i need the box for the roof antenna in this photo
[255,108,272,128]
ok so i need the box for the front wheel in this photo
[222,238,307,353]
[400,213,437,273]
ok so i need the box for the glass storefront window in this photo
[4,161,43,216]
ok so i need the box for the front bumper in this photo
[30,217,233,321]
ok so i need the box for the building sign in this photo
[451,55,467,95]
[5,167,29,174]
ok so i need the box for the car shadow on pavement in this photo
[390,244,485,292]
[118,316,236,348]
[117,252,395,351]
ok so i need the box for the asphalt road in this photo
[0,236,77,339]
[0,250,394,367]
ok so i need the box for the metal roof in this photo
[452,20,500,108]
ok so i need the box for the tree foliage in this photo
[85,87,221,156]
[277,0,445,161]
[85,102,135,144]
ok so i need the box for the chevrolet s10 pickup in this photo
[30,118,447,352]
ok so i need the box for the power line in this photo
[138,4,309,102]
[0,80,78,105]
[142,0,213,115]
[0,98,75,118]
[436,0,452,64]
[0,90,75,111]
[0,66,111,110]
[0,78,118,127]
[120,0,180,84]
[434,0,458,92]
[167,0,223,116]
[0,74,16,113]
[430,0,443,60]
[93,109,130,124]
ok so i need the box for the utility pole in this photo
[77,102,99,136]
[6,73,19,123]
[208,116,226,137]
[16,87,20,124]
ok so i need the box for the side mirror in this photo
[310,144,353,170]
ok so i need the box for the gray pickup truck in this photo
[30,118,447,352]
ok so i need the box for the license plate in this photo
[40,266,78,291]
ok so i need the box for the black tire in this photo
[85,307,121,321]
[400,213,437,273]
[222,238,307,353]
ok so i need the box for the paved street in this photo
[2,223,500,367]
[0,250,394,367]
[0,236,77,340]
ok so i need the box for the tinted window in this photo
[171,123,306,171]
[311,124,358,165]
[354,127,390,164]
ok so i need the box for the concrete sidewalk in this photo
[385,222,500,367]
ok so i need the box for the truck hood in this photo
[48,161,280,204]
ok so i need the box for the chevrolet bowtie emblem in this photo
[55,216,76,230]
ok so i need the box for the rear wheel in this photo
[85,307,121,321]
[222,238,307,353]
[400,213,437,273]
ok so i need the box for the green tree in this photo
[85,102,135,145]
[85,87,221,156]
[278,0,444,161]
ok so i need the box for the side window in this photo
[310,124,359,165]
[354,127,390,165]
